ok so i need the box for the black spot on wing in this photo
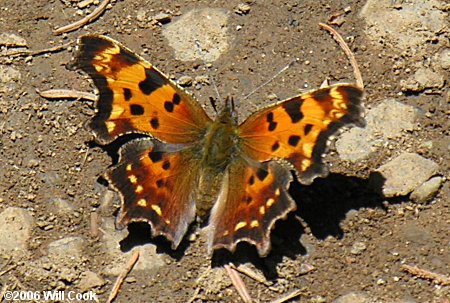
[304,124,313,135]
[172,93,181,105]
[271,141,280,151]
[123,88,132,101]
[156,179,164,188]
[148,151,163,163]
[150,117,159,129]
[282,100,303,123]
[164,101,174,113]
[256,168,268,181]
[130,104,144,115]
[248,175,255,185]
[288,135,300,147]
[139,68,166,95]
[162,160,170,170]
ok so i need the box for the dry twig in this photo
[37,89,97,101]
[401,264,450,286]
[0,284,9,302]
[54,0,111,34]
[0,42,72,58]
[225,264,252,303]
[319,22,364,89]
[230,264,272,287]
[269,288,306,303]
[107,249,140,303]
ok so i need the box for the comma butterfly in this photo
[74,35,364,256]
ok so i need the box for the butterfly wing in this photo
[106,138,200,249]
[74,35,212,145]
[208,157,295,256]
[238,84,364,184]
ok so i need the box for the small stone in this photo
[235,3,251,15]
[177,75,193,86]
[0,65,21,83]
[78,271,105,292]
[333,292,369,303]
[410,176,443,203]
[0,33,27,47]
[373,153,439,197]
[336,127,375,162]
[50,198,75,214]
[400,67,445,92]
[27,159,40,168]
[366,99,418,138]
[136,9,146,22]
[0,207,34,254]
[194,75,209,85]
[153,12,172,24]
[267,93,278,100]
[350,241,367,255]
[48,237,85,259]
[438,48,450,70]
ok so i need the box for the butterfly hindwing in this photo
[74,35,212,145]
[208,158,295,256]
[106,139,199,249]
[238,85,364,184]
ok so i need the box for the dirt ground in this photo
[0,0,449,302]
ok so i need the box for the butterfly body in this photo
[74,35,364,256]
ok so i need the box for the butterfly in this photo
[73,35,364,257]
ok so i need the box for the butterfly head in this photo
[217,96,238,125]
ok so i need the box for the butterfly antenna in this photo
[208,75,223,113]
[242,57,299,101]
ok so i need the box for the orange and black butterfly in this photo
[74,35,364,256]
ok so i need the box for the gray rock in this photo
[336,127,375,161]
[336,99,418,162]
[100,218,165,276]
[78,271,105,292]
[0,33,27,47]
[410,176,443,203]
[360,0,446,50]
[49,197,75,214]
[400,67,445,92]
[366,99,418,138]
[153,12,172,23]
[350,241,367,255]
[397,222,432,246]
[163,8,229,62]
[333,292,369,303]
[0,65,21,83]
[177,75,193,86]
[438,48,450,70]
[48,237,85,259]
[375,153,439,197]
[0,207,34,254]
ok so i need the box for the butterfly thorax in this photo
[195,103,239,218]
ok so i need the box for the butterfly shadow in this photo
[211,171,390,280]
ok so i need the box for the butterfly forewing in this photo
[238,85,364,184]
[74,35,212,145]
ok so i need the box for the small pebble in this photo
[350,241,367,255]
[235,3,251,15]
[177,75,193,86]
[153,12,172,24]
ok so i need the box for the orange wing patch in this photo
[238,85,364,184]
[74,35,212,145]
